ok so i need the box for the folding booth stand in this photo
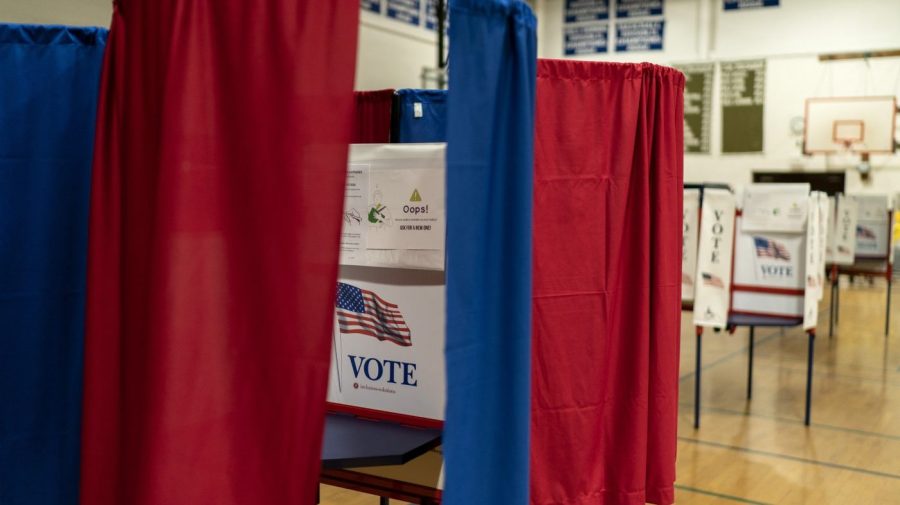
[829,194,895,337]
[693,185,824,428]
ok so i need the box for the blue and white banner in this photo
[616,0,663,18]
[361,0,382,14]
[724,0,779,10]
[564,23,609,55]
[565,0,610,23]
[387,0,421,26]
[615,20,664,52]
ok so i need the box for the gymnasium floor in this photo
[321,279,900,504]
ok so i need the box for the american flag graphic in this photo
[753,237,791,261]
[856,225,876,239]
[702,272,724,288]
[335,282,411,346]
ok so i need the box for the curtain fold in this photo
[79,3,359,504]
[353,89,394,143]
[530,59,684,505]
[0,23,107,505]
[444,1,537,504]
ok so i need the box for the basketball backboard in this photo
[804,96,897,154]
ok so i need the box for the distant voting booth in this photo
[324,144,446,503]
[682,188,700,307]
[829,193,895,336]
[692,184,826,427]
[393,89,448,143]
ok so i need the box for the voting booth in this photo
[322,144,446,504]
[829,193,895,336]
[691,184,826,427]
[683,184,734,310]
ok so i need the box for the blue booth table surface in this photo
[321,413,442,470]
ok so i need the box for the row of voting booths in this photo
[682,184,896,428]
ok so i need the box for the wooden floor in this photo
[321,279,899,504]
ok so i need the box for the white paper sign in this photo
[693,189,736,328]
[742,183,811,233]
[339,164,370,265]
[327,266,445,421]
[803,195,821,330]
[341,144,446,270]
[682,189,701,302]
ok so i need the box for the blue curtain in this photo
[443,1,536,504]
[394,89,448,143]
[0,24,107,505]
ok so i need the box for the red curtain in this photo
[530,60,684,505]
[80,2,359,505]
[353,89,394,143]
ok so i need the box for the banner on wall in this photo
[615,20,664,52]
[742,183,809,233]
[327,267,446,421]
[616,0,663,18]
[720,59,765,153]
[387,0,421,26]
[677,63,714,154]
[361,0,382,14]
[850,194,891,258]
[564,24,609,55]
[693,189,736,328]
[683,189,701,302]
[340,144,446,270]
[803,194,821,330]
[826,195,858,265]
[565,0,610,23]
[724,0,779,10]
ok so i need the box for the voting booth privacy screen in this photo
[0,23,107,505]
[79,3,360,505]
[444,2,537,504]
[530,60,684,505]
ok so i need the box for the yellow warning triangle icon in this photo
[410,189,422,202]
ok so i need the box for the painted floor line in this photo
[674,484,773,505]
[679,329,782,383]
[678,437,900,481]
[677,402,900,442]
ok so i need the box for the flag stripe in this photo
[337,310,408,328]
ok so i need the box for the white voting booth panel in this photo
[328,144,447,423]
[682,189,701,303]
[692,189,736,329]
[850,193,893,260]
[804,96,897,154]
[826,194,859,266]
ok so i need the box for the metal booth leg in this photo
[379,497,389,505]
[834,280,840,325]
[805,330,816,426]
[829,278,836,338]
[747,326,755,400]
[694,327,703,429]
[886,274,892,337]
